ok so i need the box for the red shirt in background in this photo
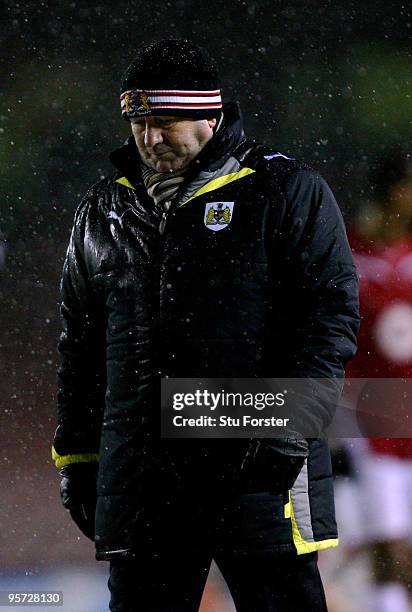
[348,231,412,457]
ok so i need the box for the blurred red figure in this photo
[348,150,412,612]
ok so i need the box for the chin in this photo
[155,159,185,173]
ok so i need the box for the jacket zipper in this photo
[157,172,193,235]
[158,200,172,235]
[156,200,168,380]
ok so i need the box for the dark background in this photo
[0,0,410,572]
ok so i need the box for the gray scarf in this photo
[141,164,187,208]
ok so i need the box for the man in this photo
[348,151,412,612]
[52,39,359,611]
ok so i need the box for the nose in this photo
[144,125,163,149]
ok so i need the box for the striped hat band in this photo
[120,89,222,117]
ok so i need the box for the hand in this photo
[239,437,308,495]
[59,462,98,541]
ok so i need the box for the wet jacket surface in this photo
[53,103,359,559]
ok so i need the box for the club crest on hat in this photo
[124,93,131,113]
[128,90,151,114]
[139,91,150,112]
[204,202,234,232]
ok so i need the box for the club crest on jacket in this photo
[204,202,234,231]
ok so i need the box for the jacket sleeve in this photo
[52,195,107,469]
[268,168,360,436]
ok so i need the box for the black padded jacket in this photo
[53,103,359,559]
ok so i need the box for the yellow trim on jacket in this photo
[288,492,339,555]
[178,167,256,206]
[114,167,256,204]
[115,176,135,189]
[284,499,291,519]
[52,446,99,469]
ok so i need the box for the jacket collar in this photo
[109,102,246,187]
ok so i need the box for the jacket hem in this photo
[294,537,339,555]
[289,491,338,555]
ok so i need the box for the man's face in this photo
[130,115,217,173]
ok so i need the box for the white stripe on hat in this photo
[120,89,222,114]
[120,89,221,97]
[149,95,221,104]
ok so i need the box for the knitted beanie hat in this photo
[120,39,222,120]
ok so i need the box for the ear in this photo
[207,118,217,129]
